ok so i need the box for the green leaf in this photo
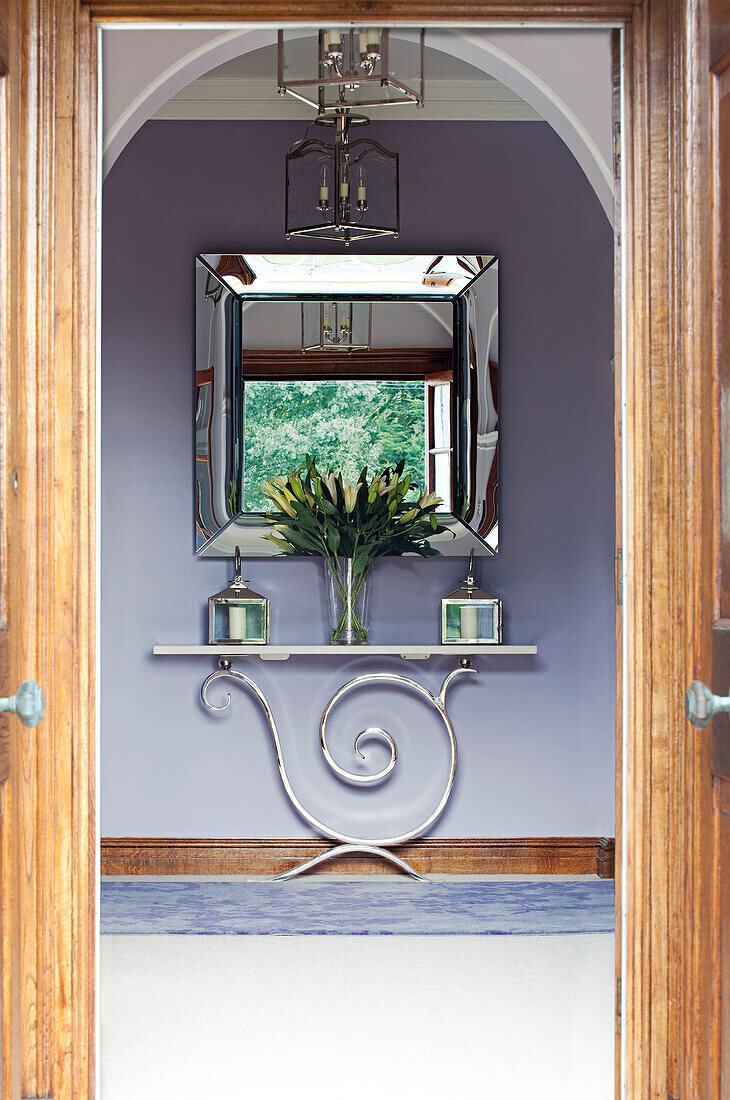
[281,528,320,554]
[352,547,373,575]
[327,528,341,555]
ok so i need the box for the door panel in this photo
[0,3,98,1098]
[711,34,730,1098]
[0,18,17,1096]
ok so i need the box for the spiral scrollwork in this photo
[200,663,476,850]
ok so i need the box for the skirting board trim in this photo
[101,836,615,879]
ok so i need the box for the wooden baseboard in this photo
[101,836,615,878]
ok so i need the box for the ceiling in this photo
[153,40,541,124]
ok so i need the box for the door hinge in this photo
[615,548,623,606]
[613,121,621,179]
[616,977,621,1035]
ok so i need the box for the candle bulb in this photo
[319,164,330,208]
[325,28,341,53]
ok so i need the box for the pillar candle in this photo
[228,604,248,642]
[460,604,479,640]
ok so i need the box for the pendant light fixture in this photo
[277,28,425,113]
[301,300,372,351]
[285,111,399,244]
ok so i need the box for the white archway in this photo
[102,26,613,222]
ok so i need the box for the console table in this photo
[153,644,537,880]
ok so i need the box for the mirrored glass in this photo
[457,258,499,551]
[195,254,497,557]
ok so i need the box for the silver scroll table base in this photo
[200,655,478,882]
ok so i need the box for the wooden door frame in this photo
[4,0,715,1097]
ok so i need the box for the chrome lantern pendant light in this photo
[301,299,372,351]
[285,110,399,244]
[281,27,424,245]
[277,28,425,113]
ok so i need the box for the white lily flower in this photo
[323,472,338,500]
[343,481,358,514]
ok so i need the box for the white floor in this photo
[100,932,615,1099]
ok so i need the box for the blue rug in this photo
[101,879,614,936]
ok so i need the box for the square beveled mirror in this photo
[195,254,498,557]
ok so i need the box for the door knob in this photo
[685,680,730,729]
[0,680,44,728]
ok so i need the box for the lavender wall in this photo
[101,120,615,839]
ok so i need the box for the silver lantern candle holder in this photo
[208,546,270,645]
[441,550,502,645]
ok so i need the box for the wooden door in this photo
[1,0,723,1097]
[698,14,730,1095]
[0,3,97,1099]
[0,8,18,1098]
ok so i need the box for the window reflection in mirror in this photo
[242,380,429,512]
[236,296,453,514]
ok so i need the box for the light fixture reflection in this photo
[301,300,372,352]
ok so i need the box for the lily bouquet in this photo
[261,455,446,643]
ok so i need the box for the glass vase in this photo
[324,556,371,644]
